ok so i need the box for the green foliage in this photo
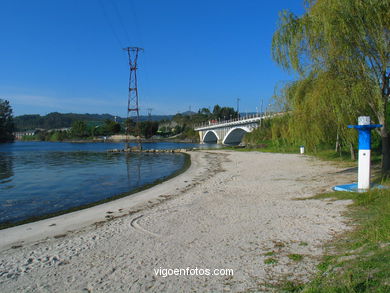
[264,258,278,265]
[126,120,159,138]
[272,0,390,170]
[212,105,238,120]
[179,127,199,141]
[14,112,119,131]
[51,131,66,141]
[21,129,70,142]
[103,119,121,135]
[139,121,159,138]
[70,120,88,138]
[0,99,15,143]
[243,119,271,146]
[287,254,303,262]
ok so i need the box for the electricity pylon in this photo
[123,47,143,150]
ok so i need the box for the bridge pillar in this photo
[214,129,223,144]
[198,131,204,143]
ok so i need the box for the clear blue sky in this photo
[0,0,304,117]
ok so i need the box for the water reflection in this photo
[0,154,13,183]
[126,153,141,187]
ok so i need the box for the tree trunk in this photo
[350,143,356,161]
[335,131,340,153]
[381,126,390,173]
[380,72,390,173]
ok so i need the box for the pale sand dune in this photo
[0,151,355,292]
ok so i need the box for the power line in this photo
[128,0,143,46]
[109,0,131,45]
[98,0,124,48]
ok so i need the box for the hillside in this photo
[14,112,172,131]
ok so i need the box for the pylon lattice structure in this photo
[123,47,144,149]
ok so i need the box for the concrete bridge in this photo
[194,114,270,145]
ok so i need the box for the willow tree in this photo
[272,0,390,172]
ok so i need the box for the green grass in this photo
[282,187,390,292]
[288,254,304,262]
[264,258,279,265]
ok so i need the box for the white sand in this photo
[0,151,355,292]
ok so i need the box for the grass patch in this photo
[288,254,304,262]
[264,258,278,265]
[283,186,390,292]
[264,251,276,256]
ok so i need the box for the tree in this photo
[0,99,15,143]
[103,119,121,135]
[212,104,238,120]
[199,107,211,115]
[70,120,88,138]
[125,118,138,136]
[272,0,390,172]
[139,121,159,138]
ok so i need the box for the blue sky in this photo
[0,0,304,117]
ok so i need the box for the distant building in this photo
[13,130,37,140]
[47,127,71,133]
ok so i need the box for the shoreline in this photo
[16,137,199,144]
[0,153,191,231]
[0,150,357,292]
[0,152,216,251]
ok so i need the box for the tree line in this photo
[245,0,390,173]
[1,100,237,142]
[23,119,160,141]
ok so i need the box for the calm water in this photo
[0,141,218,225]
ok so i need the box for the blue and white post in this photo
[348,116,382,191]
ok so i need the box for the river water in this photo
[0,141,218,225]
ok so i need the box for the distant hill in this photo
[180,111,197,116]
[14,112,173,131]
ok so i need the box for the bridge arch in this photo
[222,127,250,145]
[203,130,220,143]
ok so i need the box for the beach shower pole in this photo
[348,116,382,191]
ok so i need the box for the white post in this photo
[357,116,371,190]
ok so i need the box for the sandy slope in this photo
[0,151,355,292]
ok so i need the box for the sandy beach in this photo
[0,150,355,292]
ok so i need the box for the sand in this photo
[0,150,356,292]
